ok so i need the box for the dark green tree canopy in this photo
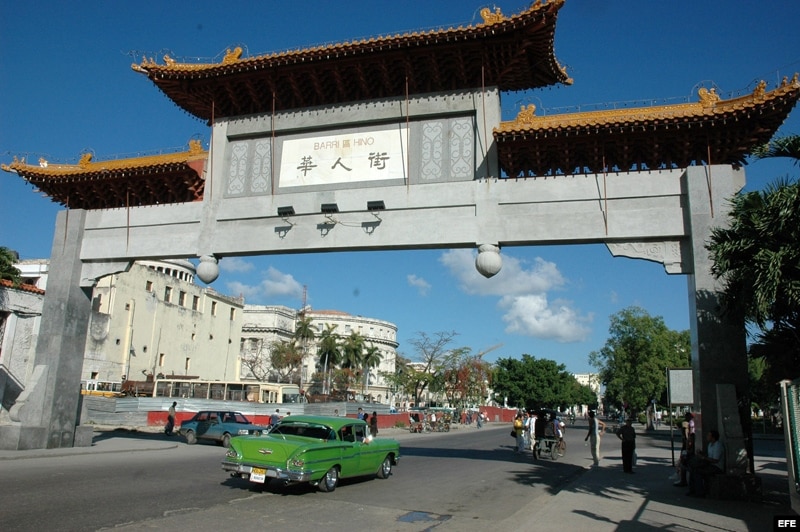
[0,247,21,285]
[492,354,592,411]
[589,306,690,413]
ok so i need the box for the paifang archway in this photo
[2,4,798,472]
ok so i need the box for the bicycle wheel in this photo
[550,442,560,460]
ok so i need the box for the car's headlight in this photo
[289,458,305,468]
[237,429,250,435]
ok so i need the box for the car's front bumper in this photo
[222,460,312,483]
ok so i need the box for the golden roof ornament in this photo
[516,104,538,126]
[698,87,720,107]
[222,47,243,64]
[480,7,505,24]
[753,80,767,99]
[79,152,93,167]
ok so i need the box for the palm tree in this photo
[0,247,21,285]
[341,332,365,397]
[361,345,383,397]
[708,133,800,384]
[294,314,315,350]
[317,324,341,394]
[751,134,800,163]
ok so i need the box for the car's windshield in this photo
[272,423,333,440]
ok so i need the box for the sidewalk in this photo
[512,429,796,532]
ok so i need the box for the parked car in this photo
[222,415,400,492]
[179,411,269,447]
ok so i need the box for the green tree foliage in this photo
[492,354,589,411]
[439,347,493,408]
[316,324,341,394]
[707,169,800,381]
[589,306,690,414]
[0,247,21,285]
[404,330,458,406]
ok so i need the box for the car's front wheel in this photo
[221,433,231,448]
[377,456,392,479]
[318,466,339,492]
[184,430,196,445]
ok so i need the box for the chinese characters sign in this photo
[279,127,408,187]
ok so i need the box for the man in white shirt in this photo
[687,429,725,497]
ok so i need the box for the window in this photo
[164,286,172,302]
[159,353,165,367]
[229,308,236,321]
[145,280,153,292]
[178,291,186,306]
[192,295,200,311]
[211,301,217,316]
[185,358,191,371]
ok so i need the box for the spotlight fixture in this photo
[277,206,295,216]
[367,200,385,211]
[320,203,339,214]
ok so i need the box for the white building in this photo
[0,280,45,412]
[239,306,398,405]
[573,372,603,414]
[86,260,244,383]
[4,257,400,408]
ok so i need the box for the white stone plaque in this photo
[279,127,408,187]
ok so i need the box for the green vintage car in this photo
[222,415,400,492]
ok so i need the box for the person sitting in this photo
[687,429,725,497]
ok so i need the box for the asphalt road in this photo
[0,422,592,531]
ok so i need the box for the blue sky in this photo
[2,1,799,374]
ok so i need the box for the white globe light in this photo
[196,255,220,284]
[475,244,502,278]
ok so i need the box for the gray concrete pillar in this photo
[683,166,749,461]
[0,210,94,449]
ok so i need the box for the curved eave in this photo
[495,78,800,177]
[2,150,207,210]
[132,1,569,121]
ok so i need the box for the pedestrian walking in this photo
[617,417,636,473]
[165,401,177,436]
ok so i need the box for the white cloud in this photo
[219,256,255,273]
[407,274,431,296]
[224,266,304,303]
[499,295,592,343]
[440,249,591,343]
[439,249,565,296]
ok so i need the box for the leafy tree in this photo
[269,339,305,384]
[380,353,416,402]
[0,247,21,285]
[404,330,458,406]
[589,306,691,415]
[492,354,582,410]
[440,347,493,408]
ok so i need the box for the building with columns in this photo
[240,306,398,405]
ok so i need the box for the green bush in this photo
[394,421,407,429]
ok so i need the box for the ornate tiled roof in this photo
[495,75,800,177]
[132,1,570,121]
[1,140,207,209]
